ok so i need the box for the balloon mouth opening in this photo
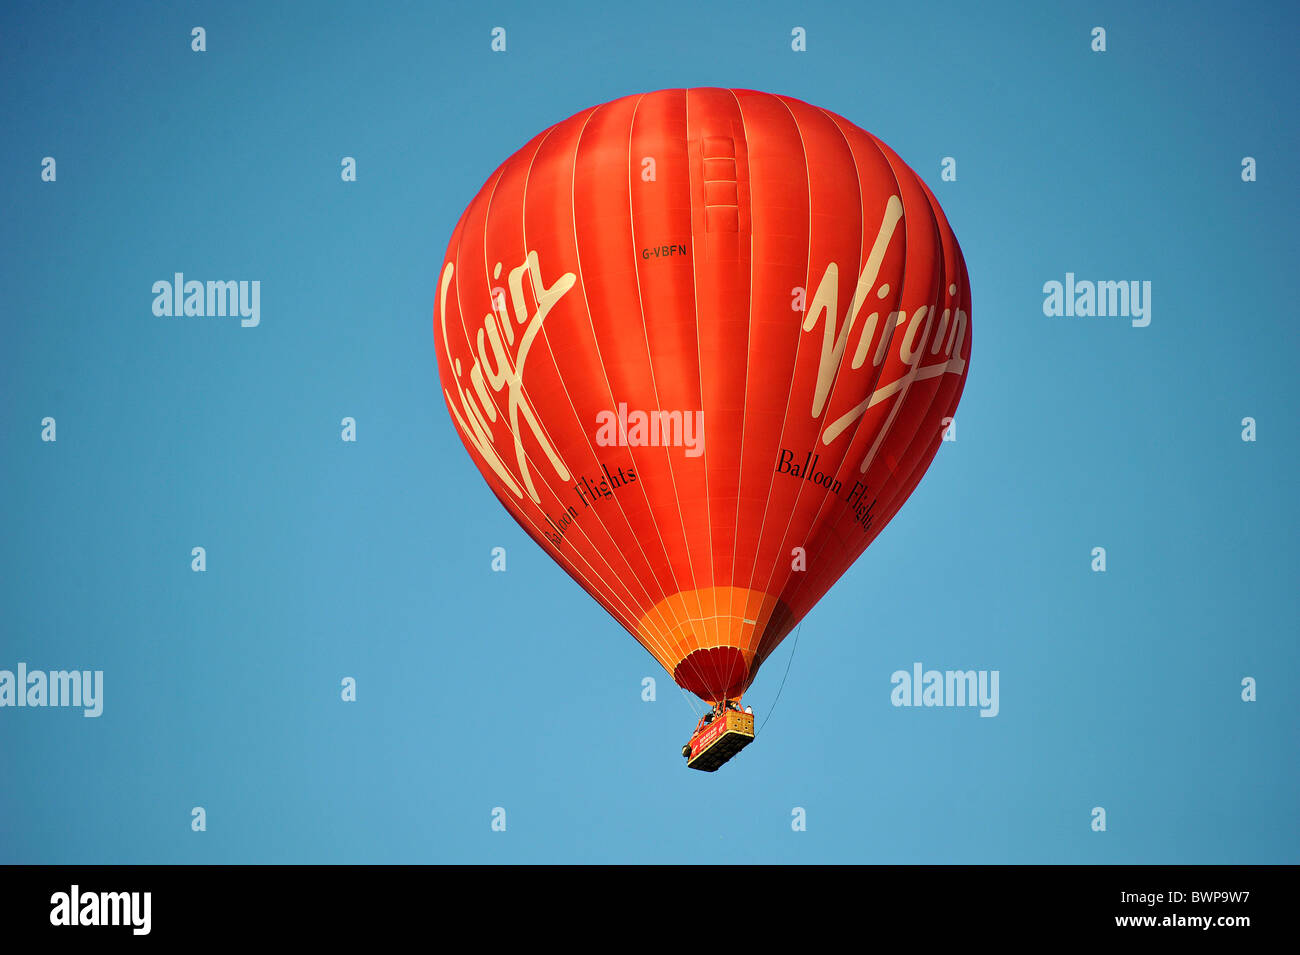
[674,647,751,703]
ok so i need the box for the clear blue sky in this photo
[2,0,1296,863]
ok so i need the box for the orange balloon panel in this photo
[432,88,971,704]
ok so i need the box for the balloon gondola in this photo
[683,701,755,772]
[431,88,971,768]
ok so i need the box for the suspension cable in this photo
[758,622,803,735]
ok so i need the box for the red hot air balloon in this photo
[432,88,970,764]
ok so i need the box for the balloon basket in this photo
[684,709,755,772]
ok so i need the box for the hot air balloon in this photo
[432,88,970,770]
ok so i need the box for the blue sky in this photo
[1,0,1296,863]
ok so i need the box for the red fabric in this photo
[433,89,971,701]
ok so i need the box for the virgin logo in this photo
[437,252,576,504]
[801,195,967,474]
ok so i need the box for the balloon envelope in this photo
[433,88,971,703]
